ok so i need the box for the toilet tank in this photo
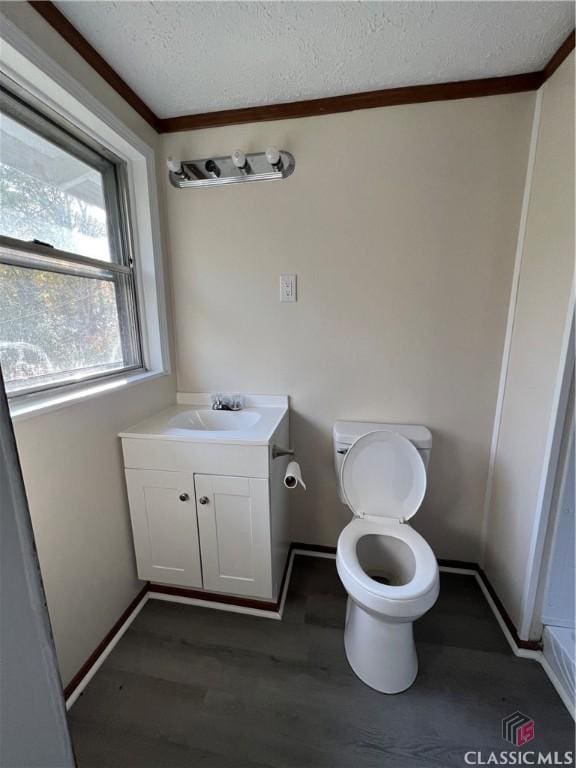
[333,421,432,504]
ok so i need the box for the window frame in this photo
[0,85,146,400]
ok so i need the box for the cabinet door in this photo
[195,475,272,599]
[125,469,202,588]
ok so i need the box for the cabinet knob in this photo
[179,493,189,502]
[199,496,209,505]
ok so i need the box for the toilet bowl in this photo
[333,424,439,694]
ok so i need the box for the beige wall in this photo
[483,54,575,632]
[1,3,176,686]
[162,93,535,561]
[13,378,174,686]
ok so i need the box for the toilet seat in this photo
[337,518,438,616]
[337,430,438,619]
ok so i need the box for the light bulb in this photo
[167,156,182,174]
[231,150,248,169]
[265,146,282,167]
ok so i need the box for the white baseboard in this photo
[277,548,296,616]
[148,549,296,621]
[65,591,148,710]
[65,550,574,719]
[437,565,477,576]
[292,548,336,560]
[148,592,283,619]
[441,566,574,719]
[66,552,298,708]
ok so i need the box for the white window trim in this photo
[0,13,171,420]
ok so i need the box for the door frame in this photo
[535,390,575,630]
[519,302,575,640]
[0,368,75,766]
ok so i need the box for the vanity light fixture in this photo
[204,159,221,178]
[166,156,189,180]
[168,148,295,189]
[231,149,250,173]
[265,146,283,171]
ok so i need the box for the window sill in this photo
[9,369,169,423]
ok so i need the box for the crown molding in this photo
[28,0,160,131]
[543,28,575,81]
[158,72,544,133]
[27,2,574,135]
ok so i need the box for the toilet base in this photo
[343,597,418,694]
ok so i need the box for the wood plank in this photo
[68,560,575,767]
[158,72,544,133]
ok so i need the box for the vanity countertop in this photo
[119,393,288,446]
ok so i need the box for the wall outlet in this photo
[280,274,297,303]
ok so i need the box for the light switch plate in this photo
[280,274,297,302]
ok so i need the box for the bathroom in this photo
[0,1,574,766]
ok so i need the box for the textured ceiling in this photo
[55,1,575,119]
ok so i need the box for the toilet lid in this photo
[341,430,426,521]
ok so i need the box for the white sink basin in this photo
[119,395,288,445]
[167,409,261,432]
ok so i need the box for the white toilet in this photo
[333,421,439,694]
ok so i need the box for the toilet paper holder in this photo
[272,445,295,460]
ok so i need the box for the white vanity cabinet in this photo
[125,469,202,588]
[194,475,271,597]
[120,395,290,603]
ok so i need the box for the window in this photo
[0,86,143,398]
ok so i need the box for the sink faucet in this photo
[211,394,243,411]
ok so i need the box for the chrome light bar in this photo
[167,148,295,189]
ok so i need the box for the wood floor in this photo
[68,556,575,767]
